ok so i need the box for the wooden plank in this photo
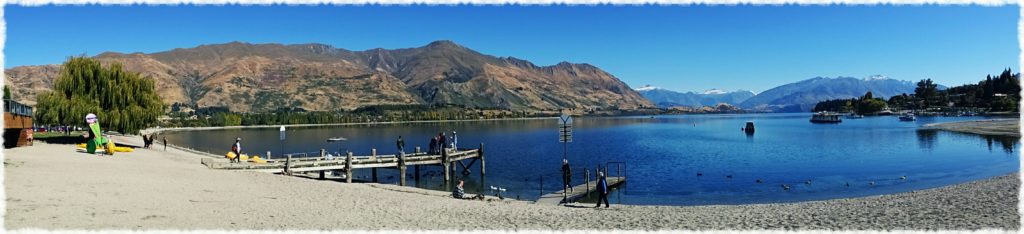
[535,177,625,206]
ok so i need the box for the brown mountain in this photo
[4,41,652,112]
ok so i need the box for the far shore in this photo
[141,116,559,135]
[921,118,1021,137]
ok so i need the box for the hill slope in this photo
[5,41,652,112]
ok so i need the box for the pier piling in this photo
[345,152,353,183]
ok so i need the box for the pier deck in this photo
[202,144,486,186]
[535,176,625,205]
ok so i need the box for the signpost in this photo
[558,114,572,160]
[279,126,286,158]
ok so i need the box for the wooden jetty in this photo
[202,143,486,186]
[535,176,625,205]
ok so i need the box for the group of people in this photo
[424,131,458,155]
[141,134,167,150]
[561,159,611,208]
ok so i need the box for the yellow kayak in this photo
[76,143,133,152]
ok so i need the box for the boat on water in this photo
[810,112,842,123]
[327,137,348,142]
[899,113,917,121]
[846,113,864,119]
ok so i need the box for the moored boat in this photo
[899,113,916,121]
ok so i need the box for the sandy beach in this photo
[4,137,1019,231]
[921,118,1021,137]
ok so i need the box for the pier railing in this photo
[203,143,487,187]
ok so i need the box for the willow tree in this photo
[34,57,163,134]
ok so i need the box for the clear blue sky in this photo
[5,4,1019,93]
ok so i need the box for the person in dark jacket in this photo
[595,171,610,208]
[561,159,573,194]
[428,137,437,155]
[439,132,447,152]
[396,136,405,156]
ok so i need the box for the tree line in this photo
[162,104,557,128]
[814,68,1020,114]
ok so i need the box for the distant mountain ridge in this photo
[739,76,934,112]
[4,40,653,112]
[635,85,755,108]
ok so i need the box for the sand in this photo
[5,139,1019,231]
[921,119,1021,137]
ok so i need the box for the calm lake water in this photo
[164,113,1020,205]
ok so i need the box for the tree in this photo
[3,85,11,99]
[34,57,163,134]
[914,79,939,109]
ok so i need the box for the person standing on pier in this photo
[595,171,610,208]
[396,136,405,156]
[451,131,458,150]
[561,159,573,194]
[428,136,437,155]
[439,132,447,153]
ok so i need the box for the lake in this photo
[163,113,1020,206]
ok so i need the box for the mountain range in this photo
[739,75,932,112]
[4,41,653,112]
[635,86,755,108]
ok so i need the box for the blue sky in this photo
[5,4,1019,93]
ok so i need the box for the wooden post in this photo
[442,148,450,182]
[398,153,407,186]
[415,165,420,181]
[319,149,326,179]
[285,154,292,175]
[371,148,378,182]
[479,143,486,175]
[585,169,591,197]
[345,152,354,183]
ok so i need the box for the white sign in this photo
[279,126,286,141]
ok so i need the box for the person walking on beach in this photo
[595,171,610,208]
[231,138,243,163]
[396,136,405,156]
[561,159,573,194]
[163,137,167,151]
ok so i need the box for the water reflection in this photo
[916,129,1020,154]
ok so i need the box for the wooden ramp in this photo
[535,176,625,205]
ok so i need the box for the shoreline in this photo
[5,142,1019,230]
[142,116,559,135]
[921,118,1021,137]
